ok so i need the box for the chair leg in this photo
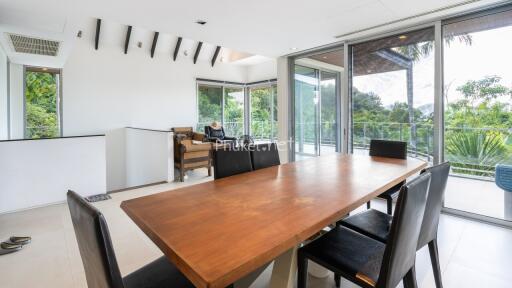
[428,239,443,288]
[180,168,185,182]
[386,198,393,215]
[403,265,418,288]
[334,273,341,288]
[297,252,308,288]
[367,201,371,209]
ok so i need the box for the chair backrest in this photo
[239,135,255,148]
[67,190,124,288]
[250,143,280,170]
[213,148,253,179]
[496,164,512,192]
[369,140,407,159]
[205,126,225,139]
[376,173,431,288]
[417,162,450,248]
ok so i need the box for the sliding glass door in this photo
[442,7,512,221]
[295,65,319,158]
[349,28,435,162]
[293,48,342,161]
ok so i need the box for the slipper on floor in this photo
[0,245,22,255]
[9,236,31,246]
[1,242,22,249]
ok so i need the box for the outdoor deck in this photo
[296,145,510,222]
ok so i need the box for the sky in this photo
[353,25,512,109]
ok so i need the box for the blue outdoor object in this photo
[496,164,512,192]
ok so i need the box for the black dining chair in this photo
[298,172,431,288]
[250,143,280,170]
[339,162,450,288]
[368,139,408,214]
[212,148,253,179]
[66,190,194,288]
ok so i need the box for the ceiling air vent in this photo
[9,34,60,56]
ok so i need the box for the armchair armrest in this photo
[182,142,212,153]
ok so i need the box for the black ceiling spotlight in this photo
[77,30,82,38]
[196,20,207,25]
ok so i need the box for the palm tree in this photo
[393,34,472,154]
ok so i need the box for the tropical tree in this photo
[25,71,59,138]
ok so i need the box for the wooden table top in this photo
[121,154,427,288]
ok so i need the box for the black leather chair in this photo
[250,143,280,170]
[368,139,408,214]
[212,148,253,179]
[298,172,431,288]
[339,162,450,288]
[204,126,237,145]
[66,190,194,288]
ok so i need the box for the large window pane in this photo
[197,85,222,131]
[350,28,435,162]
[250,86,277,142]
[320,71,337,154]
[443,8,512,220]
[224,87,244,137]
[295,65,318,157]
[25,68,61,138]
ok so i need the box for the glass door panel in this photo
[350,27,435,161]
[320,71,337,155]
[294,65,319,160]
[442,8,512,221]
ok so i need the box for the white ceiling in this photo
[0,0,505,67]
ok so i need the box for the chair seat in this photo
[300,226,385,287]
[123,256,194,288]
[376,181,403,199]
[339,209,392,243]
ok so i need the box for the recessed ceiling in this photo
[0,0,505,67]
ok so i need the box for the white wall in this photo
[246,59,277,83]
[0,136,106,214]
[0,46,7,140]
[125,128,173,188]
[63,37,251,136]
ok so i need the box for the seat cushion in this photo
[300,226,385,287]
[123,256,194,288]
[339,209,392,243]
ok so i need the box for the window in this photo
[442,7,512,220]
[197,81,277,139]
[197,85,222,131]
[223,87,245,137]
[24,67,62,138]
[250,85,278,142]
[349,27,435,162]
[197,83,245,137]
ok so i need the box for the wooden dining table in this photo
[121,154,427,288]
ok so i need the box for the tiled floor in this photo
[1,169,512,288]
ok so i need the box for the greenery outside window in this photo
[24,67,62,139]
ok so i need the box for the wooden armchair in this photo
[171,127,212,182]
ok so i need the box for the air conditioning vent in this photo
[9,34,60,56]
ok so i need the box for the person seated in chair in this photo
[204,121,237,145]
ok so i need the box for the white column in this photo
[9,63,24,139]
[0,47,8,140]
